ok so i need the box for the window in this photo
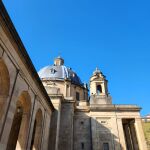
[81,121,84,125]
[103,143,109,150]
[66,85,69,97]
[101,121,106,124]
[50,68,56,74]
[97,85,102,95]
[76,92,80,101]
[84,91,86,100]
[81,142,84,149]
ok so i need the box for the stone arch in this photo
[0,58,10,119]
[6,91,31,150]
[30,108,43,150]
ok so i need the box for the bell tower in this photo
[90,67,112,104]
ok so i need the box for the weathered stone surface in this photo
[0,2,148,150]
[73,114,92,150]
[58,102,74,150]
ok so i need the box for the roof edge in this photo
[0,2,55,111]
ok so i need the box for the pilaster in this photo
[135,118,147,150]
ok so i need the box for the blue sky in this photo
[3,0,150,116]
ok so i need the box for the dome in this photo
[38,57,83,86]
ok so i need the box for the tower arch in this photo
[97,84,102,95]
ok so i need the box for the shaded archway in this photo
[30,109,43,150]
[6,91,31,150]
[0,59,10,119]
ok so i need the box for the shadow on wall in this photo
[48,109,58,150]
[48,108,124,150]
[73,112,123,150]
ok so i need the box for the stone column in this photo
[55,102,61,150]
[58,101,74,150]
[123,124,134,150]
[90,117,97,150]
[129,122,139,150]
[134,118,147,150]
[116,118,127,150]
[50,95,62,150]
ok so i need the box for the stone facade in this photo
[0,2,54,150]
[39,55,147,150]
[0,1,148,150]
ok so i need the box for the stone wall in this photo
[0,2,54,149]
[73,112,92,150]
[58,102,74,150]
[90,107,147,150]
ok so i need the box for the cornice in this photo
[0,2,54,111]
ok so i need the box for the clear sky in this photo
[3,0,150,116]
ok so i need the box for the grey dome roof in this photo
[38,63,83,86]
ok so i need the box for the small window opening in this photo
[97,85,102,95]
[76,92,80,101]
[84,91,86,100]
[81,121,84,125]
[103,143,109,150]
[101,121,106,124]
[81,142,84,149]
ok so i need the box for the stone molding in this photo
[90,104,141,112]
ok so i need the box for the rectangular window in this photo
[103,143,109,150]
[66,85,69,97]
[76,92,80,101]
[81,142,84,149]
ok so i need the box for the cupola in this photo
[90,67,108,96]
[90,67,112,104]
[54,56,64,66]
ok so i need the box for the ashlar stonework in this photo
[0,1,148,150]
[39,56,147,150]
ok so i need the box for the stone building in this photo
[0,2,54,150]
[0,1,148,150]
[38,56,147,150]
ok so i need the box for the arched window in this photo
[97,85,102,95]
[7,91,31,150]
[76,92,80,101]
[30,109,43,150]
[6,106,23,150]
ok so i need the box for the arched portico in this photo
[6,91,31,150]
[30,109,43,150]
[0,58,10,120]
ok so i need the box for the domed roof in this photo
[38,56,83,86]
